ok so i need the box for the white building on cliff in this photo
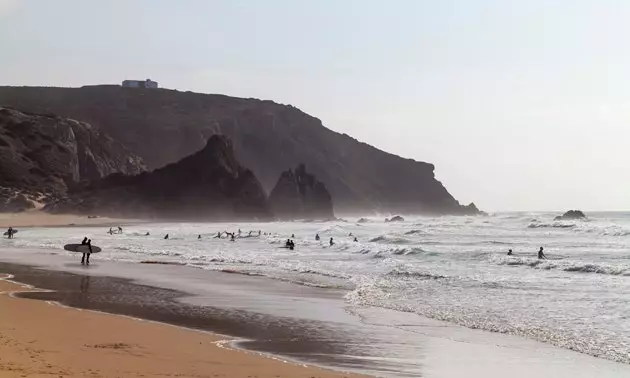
[122,79,158,89]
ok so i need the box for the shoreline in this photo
[2,245,630,377]
[0,269,364,378]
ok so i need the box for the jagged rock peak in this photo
[46,134,271,221]
[269,164,334,220]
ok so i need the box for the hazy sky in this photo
[1,0,629,211]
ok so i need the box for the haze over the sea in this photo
[1,0,628,211]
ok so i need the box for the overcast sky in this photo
[1,0,628,211]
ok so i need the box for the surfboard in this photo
[63,244,102,253]
[3,229,18,236]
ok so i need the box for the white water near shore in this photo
[1,212,630,376]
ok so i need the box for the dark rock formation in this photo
[46,136,271,221]
[554,210,587,221]
[268,164,333,220]
[357,218,370,223]
[0,107,146,207]
[0,188,35,212]
[0,86,479,215]
[386,216,405,222]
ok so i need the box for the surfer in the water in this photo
[315,234,320,241]
[198,234,202,239]
[354,237,358,242]
[329,237,334,246]
[538,247,547,259]
[164,234,169,240]
[6,227,14,239]
[507,249,513,256]
[118,226,123,234]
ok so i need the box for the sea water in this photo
[2,212,630,366]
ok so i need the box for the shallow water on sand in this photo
[2,212,630,369]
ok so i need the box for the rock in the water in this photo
[46,135,271,221]
[386,215,405,222]
[268,164,333,220]
[357,217,370,223]
[0,107,146,207]
[554,210,587,221]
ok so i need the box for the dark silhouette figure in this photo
[315,234,320,241]
[285,239,295,250]
[507,249,513,256]
[81,237,88,245]
[258,230,261,236]
[329,237,334,246]
[118,226,123,233]
[354,237,358,242]
[230,234,235,242]
[81,239,93,266]
[538,247,547,260]
[291,234,295,238]
[198,234,202,239]
[145,232,150,236]
[164,234,169,240]
[6,227,13,239]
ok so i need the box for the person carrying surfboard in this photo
[79,237,93,265]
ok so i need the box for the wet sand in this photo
[0,266,366,378]
[0,263,368,377]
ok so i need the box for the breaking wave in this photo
[492,256,630,276]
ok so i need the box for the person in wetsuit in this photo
[315,234,320,241]
[81,238,93,265]
[329,237,334,246]
[507,249,513,256]
[538,247,547,260]
[354,237,358,242]
[7,227,13,239]
[198,234,202,240]
[164,234,169,240]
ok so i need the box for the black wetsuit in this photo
[81,239,92,265]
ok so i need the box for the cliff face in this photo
[0,86,477,214]
[46,135,271,221]
[269,164,334,220]
[0,107,146,200]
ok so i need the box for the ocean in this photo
[2,211,630,375]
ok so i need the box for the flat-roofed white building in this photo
[122,79,158,88]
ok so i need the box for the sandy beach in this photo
[0,210,139,228]
[0,275,361,378]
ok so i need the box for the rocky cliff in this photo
[269,164,334,220]
[46,135,271,221]
[0,86,478,214]
[0,107,145,207]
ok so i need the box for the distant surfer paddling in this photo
[315,234,320,241]
[507,249,513,256]
[538,246,547,260]
[164,234,169,240]
[329,237,334,246]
